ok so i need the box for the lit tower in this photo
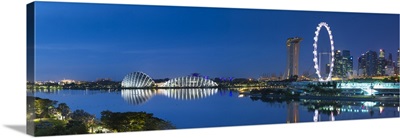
[285,37,303,79]
[385,53,395,76]
[342,50,353,78]
[396,48,400,75]
[377,49,386,76]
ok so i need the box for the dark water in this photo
[33,89,399,128]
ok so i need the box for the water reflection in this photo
[121,89,157,105]
[162,89,218,100]
[33,89,399,127]
[251,95,399,122]
[313,110,319,122]
[286,102,299,123]
[329,112,335,121]
[121,88,218,105]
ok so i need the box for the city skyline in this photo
[34,2,399,81]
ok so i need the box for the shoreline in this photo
[246,93,399,102]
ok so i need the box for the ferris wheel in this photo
[313,22,335,82]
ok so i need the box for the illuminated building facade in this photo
[397,48,400,75]
[358,50,378,77]
[333,50,344,77]
[358,54,367,77]
[162,76,218,87]
[377,49,386,76]
[122,72,218,88]
[342,50,353,77]
[385,53,395,76]
[325,63,331,74]
[333,50,353,78]
[285,37,302,79]
[121,72,156,88]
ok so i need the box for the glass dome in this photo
[121,72,155,88]
[162,76,218,87]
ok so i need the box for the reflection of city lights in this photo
[313,110,319,122]
[122,88,218,105]
[238,94,244,98]
[379,106,384,114]
[398,107,399,112]
[363,102,377,107]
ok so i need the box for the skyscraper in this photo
[388,53,393,66]
[358,54,367,77]
[385,53,395,76]
[377,49,386,76]
[397,48,400,75]
[325,63,331,74]
[333,50,353,78]
[285,37,302,79]
[333,50,343,77]
[359,50,378,77]
[342,50,353,78]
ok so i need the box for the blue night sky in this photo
[34,2,399,81]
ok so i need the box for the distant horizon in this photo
[34,2,399,81]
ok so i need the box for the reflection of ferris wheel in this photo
[313,22,335,82]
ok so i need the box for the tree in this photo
[34,98,58,118]
[65,120,89,134]
[71,109,96,132]
[57,103,71,120]
[100,110,175,132]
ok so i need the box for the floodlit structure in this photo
[285,37,303,79]
[121,72,156,88]
[313,22,335,81]
[162,76,218,87]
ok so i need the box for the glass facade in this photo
[121,72,156,88]
[163,76,218,87]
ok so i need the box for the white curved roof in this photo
[162,76,218,87]
[121,72,155,88]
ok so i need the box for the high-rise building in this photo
[358,50,378,77]
[325,63,330,74]
[388,53,393,66]
[342,50,353,77]
[385,53,394,76]
[333,50,353,78]
[377,49,386,76]
[397,48,400,75]
[333,50,343,77]
[285,37,302,79]
[358,54,367,77]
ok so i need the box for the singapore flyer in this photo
[313,22,335,82]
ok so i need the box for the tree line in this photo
[31,97,175,136]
